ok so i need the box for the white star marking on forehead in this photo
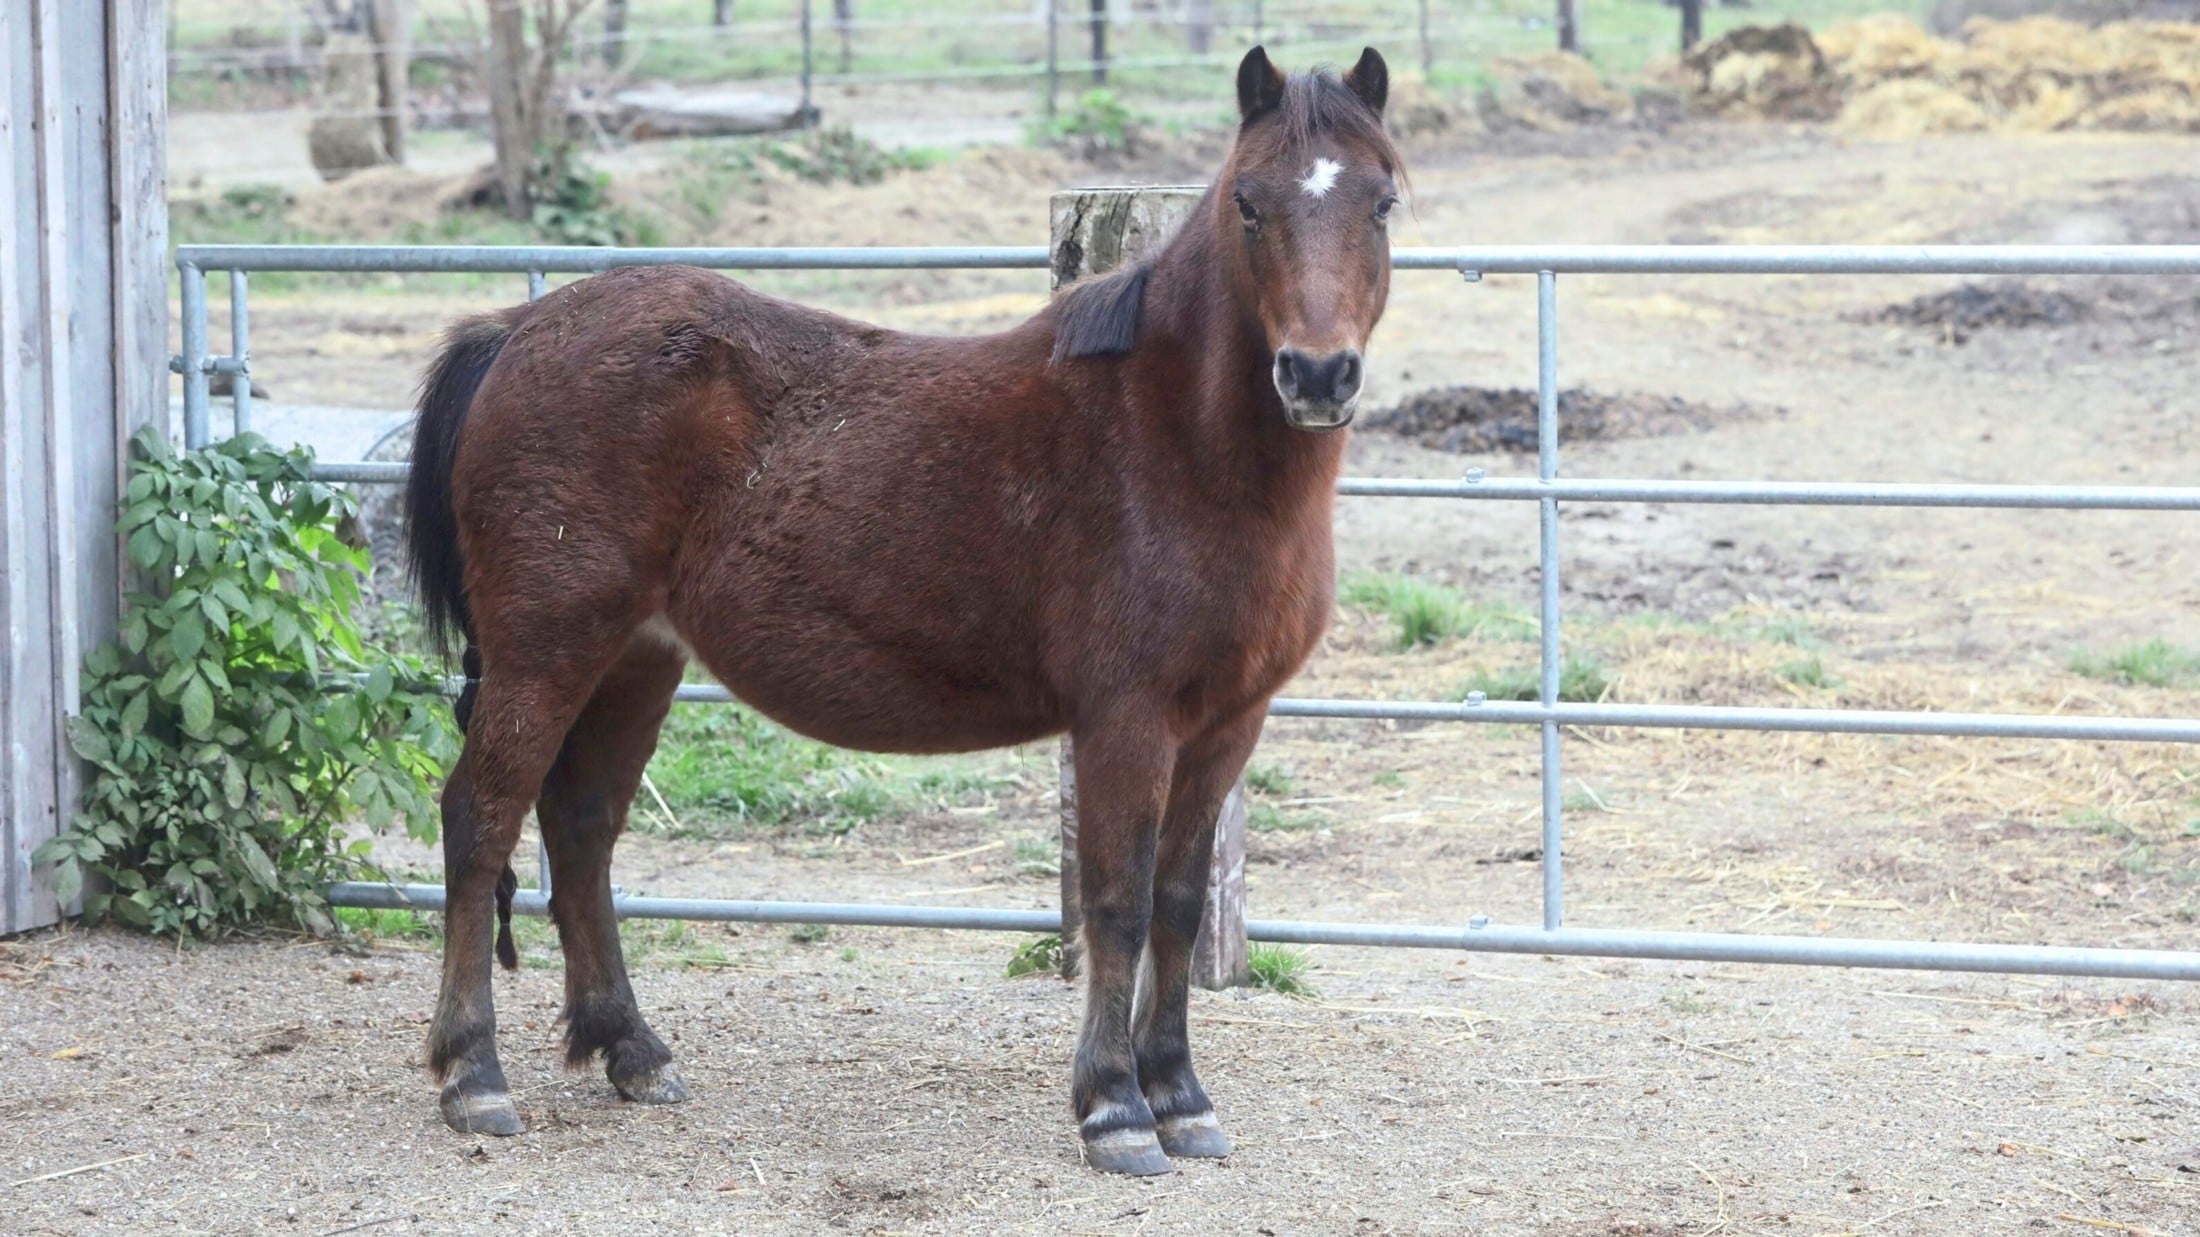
[1298,157,1343,199]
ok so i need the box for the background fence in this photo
[173,238,2200,982]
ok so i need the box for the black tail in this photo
[405,312,522,659]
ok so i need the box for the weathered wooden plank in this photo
[1050,185,1251,991]
[0,0,159,934]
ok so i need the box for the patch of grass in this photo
[2070,639,2200,689]
[1030,88,1151,155]
[789,923,830,946]
[1249,802,1324,833]
[1246,945,1318,998]
[669,128,939,228]
[621,919,735,970]
[1006,934,1064,978]
[644,705,903,837]
[1458,656,1611,704]
[1340,573,1535,651]
[1729,614,1822,648]
[334,906,441,944]
[839,946,859,962]
[1244,762,1297,797]
[1011,833,1061,878]
[1776,656,1839,690]
[1372,770,1408,791]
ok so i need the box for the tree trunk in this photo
[713,0,734,25]
[1186,0,1211,55]
[367,0,408,164]
[1418,0,1432,75]
[1557,0,1577,53]
[1679,0,1702,53]
[603,0,629,63]
[486,0,533,219]
[1088,0,1106,85]
[833,0,852,73]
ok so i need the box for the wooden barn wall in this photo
[0,0,166,935]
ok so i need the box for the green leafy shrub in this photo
[35,429,456,938]
[1247,944,1318,997]
[1033,89,1149,157]
[530,153,662,247]
[1006,934,1065,978]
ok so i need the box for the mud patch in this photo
[1860,283,2091,342]
[1361,386,1769,455]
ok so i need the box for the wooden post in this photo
[1049,185,1251,991]
[1557,0,1578,53]
[1087,0,1107,85]
[0,0,167,934]
[1679,0,1702,53]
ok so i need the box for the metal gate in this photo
[174,240,2200,981]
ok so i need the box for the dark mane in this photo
[1052,261,1152,362]
[1260,68,1404,178]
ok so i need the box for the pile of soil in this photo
[1686,15,2200,133]
[1360,386,1763,454]
[1861,283,2092,341]
[1478,53,1636,130]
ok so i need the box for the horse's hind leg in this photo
[538,636,688,1104]
[1136,706,1264,1160]
[428,607,641,1136]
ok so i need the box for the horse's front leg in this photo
[1136,705,1264,1160]
[1068,713,1176,1175]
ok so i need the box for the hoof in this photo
[440,1086,524,1137]
[1081,1127,1174,1176]
[1155,1111,1233,1159]
[611,1063,691,1106]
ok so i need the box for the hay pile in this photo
[1686,15,2200,134]
[1681,24,1844,120]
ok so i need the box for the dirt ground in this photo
[10,117,2200,1234]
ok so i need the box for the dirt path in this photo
[15,122,2200,1233]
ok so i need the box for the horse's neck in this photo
[1139,220,1348,510]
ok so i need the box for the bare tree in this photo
[1089,0,1106,85]
[485,0,598,220]
[602,0,628,63]
[367,0,410,162]
[1557,0,1577,52]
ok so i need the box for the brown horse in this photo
[403,45,1400,1175]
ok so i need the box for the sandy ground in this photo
[9,117,2200,1233]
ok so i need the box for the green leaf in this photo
[364,665,393,704]
[169,614,205,662]
[324,694,360,742]
[127,524,163,571]
[259,708,291,749]
[52,860,83,907]
[179,674,215,739]
[271,610,300,651]
[119,690,150,740]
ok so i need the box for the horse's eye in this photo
[1374,195,1399,226]
[1235,194,1260,231]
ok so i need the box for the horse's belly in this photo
[671,604,1060,755]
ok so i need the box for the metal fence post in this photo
[1537,270,1563,931]
[228,270,251,436]
[180,261,209,449]
[1045,0,1059,123]
[527,268,546,300]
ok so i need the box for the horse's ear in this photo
[1236,46,1287,122]
[1344,47,1389,117]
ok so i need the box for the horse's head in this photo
[1223,45,1400,432]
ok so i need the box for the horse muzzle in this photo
[1273,346,1363,432]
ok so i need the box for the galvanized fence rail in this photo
[175,241,2200,982]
